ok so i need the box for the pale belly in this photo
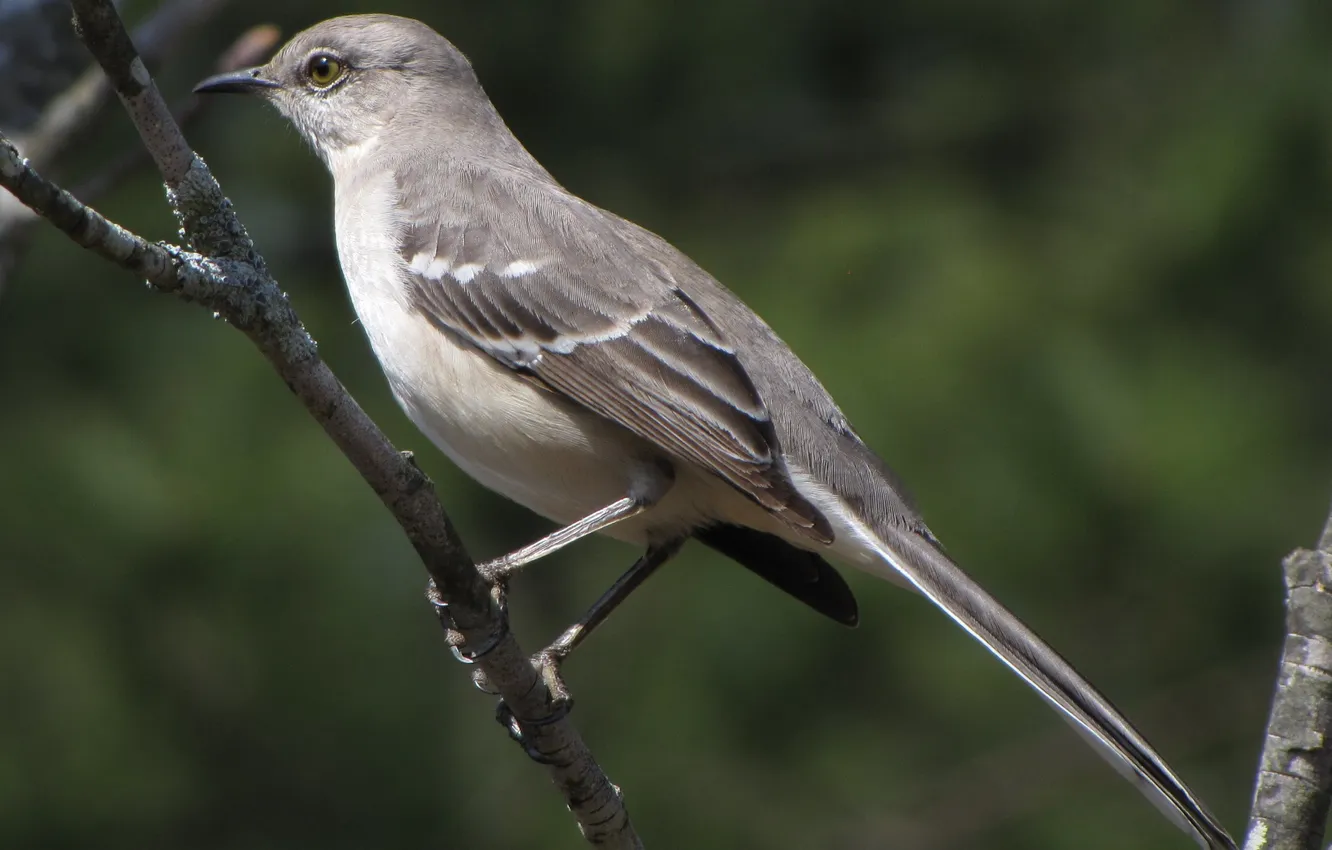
[373,297,648,524]
[349,283,766,548]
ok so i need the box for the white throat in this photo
[325,136,384,182]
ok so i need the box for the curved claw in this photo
[427,578,509,664]
[470,667,499,695]
[494,698,575,764]
[450,628,505,663]
[426,578,452,623]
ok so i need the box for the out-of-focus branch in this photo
[0,0,235,288]
[71,25,280,201]
[0,1,642,846]
[70,0,194,185]
[1244,504,1332,849]
[0,0,88,133]
[18,0,228,172]
[12,60,109,177]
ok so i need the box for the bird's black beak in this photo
[193,67,282,95]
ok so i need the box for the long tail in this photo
[832,501,1236,849]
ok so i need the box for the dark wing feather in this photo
[397,179,830,542]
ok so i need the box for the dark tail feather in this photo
[695,523,859,626]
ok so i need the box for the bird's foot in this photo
[429,575,584,762]
[427,578,509,674]
[494,646,575,763]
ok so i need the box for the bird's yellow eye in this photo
[306,53,343,87]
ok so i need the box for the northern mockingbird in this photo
[195,15,1235,849]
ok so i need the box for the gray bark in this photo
[0,1,642,846]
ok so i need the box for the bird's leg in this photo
[541,537,686,664]
[496,538,687,760]
[428,487,663,665]
[476,495,649,583]
[530,543,681,676]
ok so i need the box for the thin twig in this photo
[0,1,641,845]
[0,0,233,289]
[11,0,226,179]
[1244,495,1332,850]
[71,24,281,202]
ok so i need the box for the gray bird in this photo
[195,15,1235,849]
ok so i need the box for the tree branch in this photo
[71,25,282,203]
[1245,499,1332,849]
[0,1,643,845]
[19,0,228,172]
[0,0,239,290]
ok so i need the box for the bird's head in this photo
[194,14,485,168]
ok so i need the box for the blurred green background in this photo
[3,0,1331,847]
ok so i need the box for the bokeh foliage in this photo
[3,0,1331,847]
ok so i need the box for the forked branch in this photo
[0,1,642,846]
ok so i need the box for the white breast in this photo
[327,166,664,532]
